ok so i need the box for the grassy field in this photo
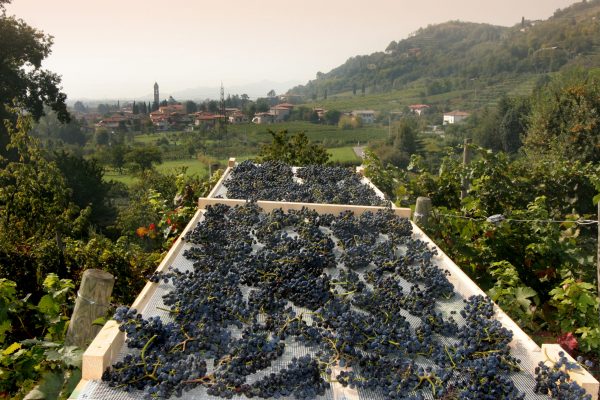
[104,159,213,185]
[328,147,360,163]
[155,159,208,176]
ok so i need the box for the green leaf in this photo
[593,193,600,205]
[24,370,64,400]
[0,319,12,344]
[514,286,537,310]
[92,317,106,326]
[42,274,59,292]
[577,293,597,309]
[3,342,21,356]
[37,295,58,315]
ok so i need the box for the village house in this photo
[313,107,326,120]
[252,112,275,124]
[194,112,224,128]
[149,103,189,130]
[408,104,430,116]
[443,111,470,124]
[351,110,376,124]
[95,114,137,131]
[269,103,294,122]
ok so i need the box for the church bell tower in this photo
[153,82,159,109]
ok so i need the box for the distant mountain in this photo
[167,80,301,102]
[289,0,600,101]
[67,80,300,105]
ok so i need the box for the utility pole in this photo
[461,138,472,200]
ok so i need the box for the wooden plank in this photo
[541,344,599,398]
[228,157,236,168]
[82,320,124,380]
[67,379,90,399]
[206,166,232,199]
[198,197,412,218]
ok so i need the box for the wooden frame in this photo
[74,160,598,399]
[198,197,411,219]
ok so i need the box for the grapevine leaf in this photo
[0,319,11,344]
[37,295,58,315]
[24,370,64,400]
[2,342,21,356]
[514,287,536,310]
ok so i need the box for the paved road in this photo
[353,146,365,159]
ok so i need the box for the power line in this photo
[434,213,598,226]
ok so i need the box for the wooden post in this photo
[461,138,472,200]
[413,196,432,229]
[65,269,114,349]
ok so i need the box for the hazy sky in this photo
[7,0,579,100]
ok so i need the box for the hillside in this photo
[289,0,600,109]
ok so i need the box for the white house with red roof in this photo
[408,104,430,116]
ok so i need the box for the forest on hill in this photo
[290,0,600,102]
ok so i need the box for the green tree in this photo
[0,115,78,244]
[0,114,85,291]
[95,128,110,146]
[125,146,163,171]
[109,143,127,173]
[391,117,423,168]
[0,1,69,158]
[324,110,341,125]
[184,100,198,114]
[498,96,530,154]
[525,70,600,163]
[257,130,329,166]
[53,152,116,230]
[139,101,147,114]
[73,101,86,113]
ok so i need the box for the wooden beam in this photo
[197,197,411,218]
[81,320,124,380]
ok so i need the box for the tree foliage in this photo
[0,2,69,157]
[257,129,329,166]
[0,115,80,245]
[525,69,600,163]
[124,146,162,171]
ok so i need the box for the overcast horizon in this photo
[7,0,580,101]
